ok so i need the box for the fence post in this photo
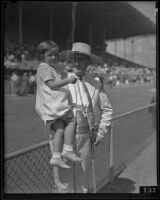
[73,163,76,193]
[109,123,114,183]
[91,143,97,193]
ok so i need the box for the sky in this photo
[106,1,156,68]
[129,1,156,24]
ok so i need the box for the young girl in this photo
[35,40,81,168]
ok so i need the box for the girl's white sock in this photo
[63,144,74,152]
[52,152,61,159]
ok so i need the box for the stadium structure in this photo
[4,2,156,67]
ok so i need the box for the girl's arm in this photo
[45,75,77,90]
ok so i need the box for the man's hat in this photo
[60,42,102,64]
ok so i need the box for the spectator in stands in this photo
[18,72,30,96]
[8,53,15,61]
[21,53,26,65]
[51,42,113,193]
[35,40,81,171]
[24,49,29,60]
[109,72,117,88]
[112,73,117,87]
[10,71,18,96]
[153,70,156,88]
[93,73,105,91]
[5,53,16,69]
[4,56,9,68]
[29,72,37,94]
[108,73,113,88]
[103,63,108,68]
[149,92,156,129]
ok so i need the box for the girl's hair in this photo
[37,40,59,60]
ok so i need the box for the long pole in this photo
[103,24,106,60]
[114,40,117,56]
[71,3,77,44]
[131,39,134,62]
[109,124,114,183]
[123,38,126,59]
[89,23,92,51]
[91,143,96,193]
[50,7,53,40]
[19,1,22,45]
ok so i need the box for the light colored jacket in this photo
[68,75,113,138]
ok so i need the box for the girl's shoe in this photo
[50,157,71,168]
[62,151,82,162]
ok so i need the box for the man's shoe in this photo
[82,188,88,193]
[55,181,69,191]
[62,151,82,162]
[50,157,71,168]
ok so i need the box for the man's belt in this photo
[76,125,90,133]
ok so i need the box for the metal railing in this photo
[4,103,156,193]
[96,103,156,192]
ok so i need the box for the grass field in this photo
[4,83,155,154]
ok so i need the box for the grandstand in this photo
[4,2,156,96]
[4,2,156,66]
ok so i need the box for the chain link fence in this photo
[88,133,110,192]
[4,103,156,193]
[4,142,55,193]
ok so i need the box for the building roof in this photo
[84,1,156,40]
[5,2,156,48]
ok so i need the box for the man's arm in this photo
[95,87,113,143]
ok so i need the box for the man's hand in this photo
[94,128,104,145]
[94,135,103,145]
[89,132,97,144]
[89,123,99,144]
[89,124,104,145]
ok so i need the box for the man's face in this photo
[71,54,90,77]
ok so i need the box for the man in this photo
[18,73,29,96]
[29,72,36,94]
[10,71,18,96]
[50,42,113,193]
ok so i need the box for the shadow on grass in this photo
[98,177,136,193]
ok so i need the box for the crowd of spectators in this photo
[4,35,39,69]
[8,71,37,96]
[86,63,155,89]
[6,61,155,97]
[4,35,155,95]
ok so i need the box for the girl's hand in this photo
[67,75,78,84]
